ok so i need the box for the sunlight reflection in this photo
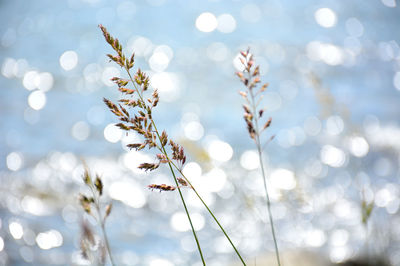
[59,50,78,71]
[28,90,46,110]
[9,222,23,239]
[270,168,296,190]
[315,8,337,28]
[6,152,23,171]
[195,12,217,33]
[240,150,259,170]
[170,212,204,232]
[104,123,122,143]
[217,14,236,33]
[109,180,146,208]
[320,145,346,168]
[206,140,233,162]
[150,72,181,102]
[71,121,90,141]
[36,230,63,250]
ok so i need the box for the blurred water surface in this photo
[1,0,400,265]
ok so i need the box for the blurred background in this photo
[1,0,400,265]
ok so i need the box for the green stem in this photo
[248,81,281,266]
[125,68,206,265]
[90,186,116,266]
[170,163,247,265]
[154,122,206,265]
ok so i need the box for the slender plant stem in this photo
[100,220,116,266]
[169,162,246,265]
[125,68,206,265]
[89,186,116,266]
[154,122,206,265]
[248,77,281,266]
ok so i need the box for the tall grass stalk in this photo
[124,62,206,265]
[79,167,115,266]
[98,24,206,264]
[169,161,247,265]
[236,49,281,266]
[99,24,246,265]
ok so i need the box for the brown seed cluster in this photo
[99,25,189,192]
[236,49,272,141]
[79,166,113,263]
[79,167,112,219]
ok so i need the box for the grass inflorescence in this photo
[98,24,246,265]
[236,49,281,266]
[79,165,115,266]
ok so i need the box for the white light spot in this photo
[14,59,29,78]
[326,115,344,135]
[6,152,23,171]
[21,196,51,216]
[320,145,346,168]
[207,140,233,162]
[0,237,4,252]
[170,212,204,232]
[315,8,337,28]
[375,188,393,207]
[381,0,396,8]
[217,14,236,33]
[393,72,400,91]
[1,57,17,78]
[195,12,218,33]
[206,42,230,62]
[84,63,101,83]
[37,72,54,92]
[330,246,351,263]
[104,123,123,143]
[322,44,344,65]
[306,229,326,247]
[182,162,202,179]
[104,124,122,143]
[36,230,63,250]
[348,136,369,157]
[109,180,146,208]
[149,259,173,266]
[240,150,259,170]
[270,168,296,190]
[345,18,364,37]
[151,72,180,102]
[202,168,227,192]
[184,121,204,141]
[330,229,349,246]
[240,4,261,23]
[128,36,153,57]
[59,50,78,71]
[71,121,90,141]
[123,152,153,174]
[307,41,344,65]
[23,71,39,91]
[154,45,174,60]
[102,66,120,87]
[233,53,247,71]
[28,90,46,110]
[9,222,23,239]
[149,51,170,72]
